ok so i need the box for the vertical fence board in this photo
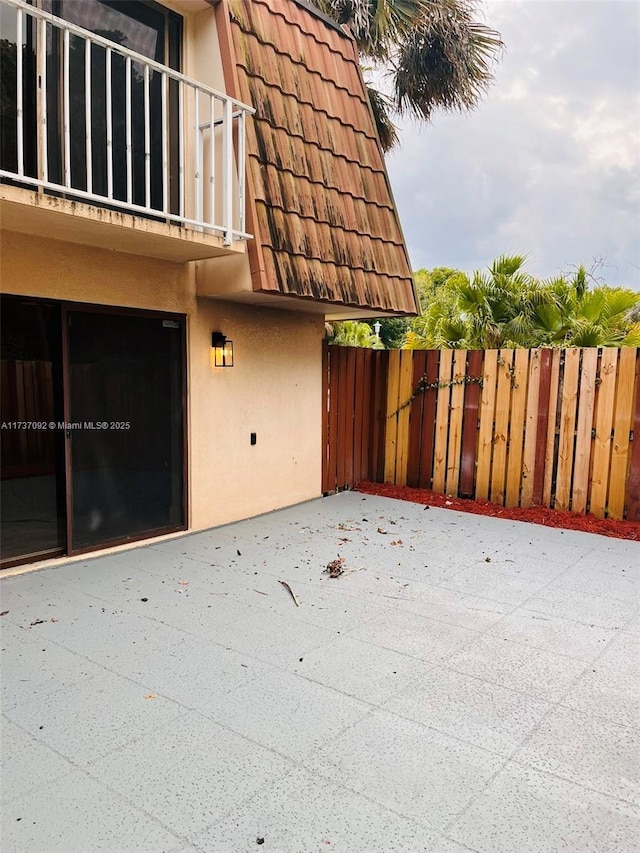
[459,350,483,497]
[335,349,349,489]
[352,350,365,484]
[533,349,553,506]
[328,347,342,492]
[407,351,427,487]
[345,348,357,487]
[384,349,401,483]
[418,351,440,488]
[590,348,619,517]
[555,348,581,510]
[542,350,561,506]
[432,349,453,493]
[321,342,330,493]
[572,348,598,513]
[608,347,637,519]
[476,350,498,501]
[395,351,415,486]
[491,350,513,505]
[521,350,541,506]
[445,349,467,496]
[505,349,529,508]
[371,351,389,482]
[327,347,341,493]
[360,349,373,481]
[626,351,640,521]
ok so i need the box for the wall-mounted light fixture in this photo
[211,332,234,367]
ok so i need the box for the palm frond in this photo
[317,0,426,58]
[365,83,399,150]
[598,288,639,321]
[394,1,503,120]
[620,323,640,347]
[490,253,528,278]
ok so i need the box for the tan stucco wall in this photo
[0,230,325,532]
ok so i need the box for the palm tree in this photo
[315,0,504,150]
[404,257,640,349]
[326,320,386,348]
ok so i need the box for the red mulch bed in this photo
[354,481,640,541]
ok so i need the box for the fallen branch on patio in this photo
[278,579,299,606]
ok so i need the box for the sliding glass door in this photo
[67,309,185,550]
[0,296,186,567]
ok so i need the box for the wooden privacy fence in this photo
[322,343,640,521]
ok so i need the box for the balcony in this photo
[0,0,254,261]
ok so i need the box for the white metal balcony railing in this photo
[0,0,254,245]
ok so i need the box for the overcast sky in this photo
[383,0,640,288]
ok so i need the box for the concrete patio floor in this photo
[1,491,638,852]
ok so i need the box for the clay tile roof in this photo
[217,0,418,315]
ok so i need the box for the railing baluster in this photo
[16,8,24,175]
[144,64,150,209]
[194,88,201,224]
[222,97,233,245]
[38,16,47,182]
[63,27,70,188]
[161,71,168,215]
[125,56,132,204]
[238,109,246,236]
[85,38,92,193]
[106,46,113,198]
[209,94,215,227]
[178,79,184,218]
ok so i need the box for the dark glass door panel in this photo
[0,297,65,563]
[67,310,184,550]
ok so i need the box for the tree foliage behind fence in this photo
[322,342,640,521]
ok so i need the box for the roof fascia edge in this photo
[211,0,268,289]
[206,0,351,39]
[347,53,419,313]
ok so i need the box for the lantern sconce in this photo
[211,332,234,368]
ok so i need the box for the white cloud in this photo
[386,0,640,287]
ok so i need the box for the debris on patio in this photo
[324,556,346,578]
[278,579,300,606]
